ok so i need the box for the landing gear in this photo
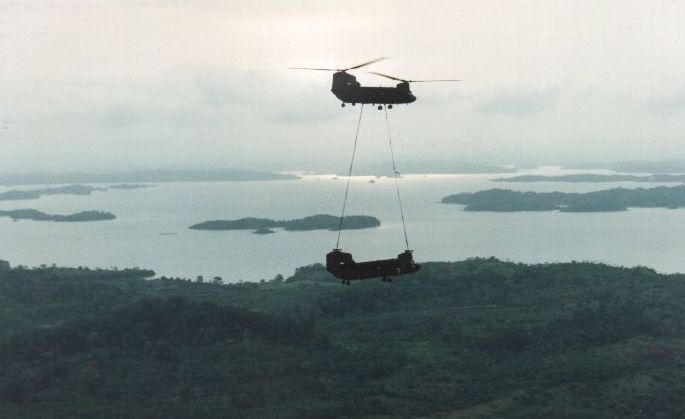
[341,103,346,107]
[388,104,393,109]
[381,277,393,283]
[352,103,356,106]
[341,279,351,285]
[377,105,383,110]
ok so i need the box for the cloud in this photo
[644,91,685,114]
[474,86,562,117]
[193,69,344,124]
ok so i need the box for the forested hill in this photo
[442,185,685,212]
[2,259,685,418]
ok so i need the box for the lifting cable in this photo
[335,104,411,250]
[336,104,364,249]
[384,107,410,250]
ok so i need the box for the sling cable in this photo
[326,105,420,284]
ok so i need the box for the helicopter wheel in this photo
[352,103,356,106]
[341,103,346,107]
[377,105,383,110]
[388,104,393,109]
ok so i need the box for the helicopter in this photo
[289,57,460,109]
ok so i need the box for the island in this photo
[0,169,299,186]
[492,173,685,183]
[441,185,685,212]
[568,159,685,174]
[108,184,155,190]
[0,209,116,222]
[3,258,685,418]
[0,185,104,201]
[189,214,380,233]
[253,227,276,235]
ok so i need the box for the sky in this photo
[1,0,685,172]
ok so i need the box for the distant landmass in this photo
[364,160,517,175]
[441,185,685,212]
[355,160,517,175]
[0,209,116,222]
[492,174,685,183]
[568,160,685,174]
[0,185,103,201]
[0,169,299,186]
[189,214,380,233]
[108,184,155,190]
[294,160,518,176]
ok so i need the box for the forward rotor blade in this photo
[367,71,407,82]
[408,79,462,83]
[345,57,388,71]
[288,67,338,71]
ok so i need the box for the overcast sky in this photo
[1,0,685,172]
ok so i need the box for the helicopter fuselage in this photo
[331,72,416,105]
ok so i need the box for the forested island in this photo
[442,185,685,212]
[0,184,103,201]
[569,159,685,174]
[0,209,116,222]
[0,169,298,186]
[3,258,685,417]
[189,214,380,233]
[492,174,685,183]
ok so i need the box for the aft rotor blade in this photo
[408,79,462,83]
[369,72,461,83]
[345,57,388,71]
[367,71,407,82]
[288,67,338,71]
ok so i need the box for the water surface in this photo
[1,167,684,281]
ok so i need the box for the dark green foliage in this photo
[442,185,685,212]
[0,209,115,222]
[189,214,380,232]
[3,259,685,417]
[282,214,380,231]
[189,217,278,230]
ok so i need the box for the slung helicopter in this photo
[289,57,460,109]
[326,249,420,285]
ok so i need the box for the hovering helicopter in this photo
[289,57,460,109]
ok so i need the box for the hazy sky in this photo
[2,0,685,172]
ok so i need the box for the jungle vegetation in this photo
[2,258,685,418]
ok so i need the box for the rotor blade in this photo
[367,71,407,82]
[407,79,462,83]
[287,67,339,71]
[345,57,388,71]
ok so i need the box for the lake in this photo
[1,167,685,281]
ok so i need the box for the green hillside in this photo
[2,259,685,418]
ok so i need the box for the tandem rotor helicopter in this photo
[290,57,459,284]
[289,57,460,109]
